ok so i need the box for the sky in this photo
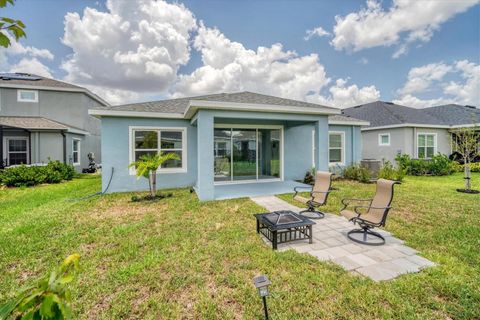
[1,0,479,108]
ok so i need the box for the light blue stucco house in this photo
[89,92,368,201]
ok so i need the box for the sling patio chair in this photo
[340,178,400,246]
[293,171,333,219]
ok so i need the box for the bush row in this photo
[453,161,480,173]
[395,154,456,176]
[0,161,76,187]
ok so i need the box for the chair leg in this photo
[347,227,385,246]
[298,202,325,219]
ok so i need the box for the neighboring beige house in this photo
[0,73,109,170]
[343,101,480,163]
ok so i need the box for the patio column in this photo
[314,118,329,171]
[196,110,215,201]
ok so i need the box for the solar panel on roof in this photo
[0,73,42,81]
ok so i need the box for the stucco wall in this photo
[100,111,363,200]
[0,87,103,166]
[329,125,362,166]
[101,117,197,193]
[361,127,451,162]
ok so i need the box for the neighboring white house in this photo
[343,101,480,163]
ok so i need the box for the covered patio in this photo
[214,180,309,200]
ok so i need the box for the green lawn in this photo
[0,174,479,319]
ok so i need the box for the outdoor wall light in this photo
[253,275,271,320]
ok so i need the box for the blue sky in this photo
[1,0,479,107]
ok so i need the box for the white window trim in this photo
[328,131,345,166]
[378,133,391,146]
[3,136,29,166]
[129,126,187,175]
[72,138,81,166]
[212,124,284,184]
[17,89,38,103]
[416,132,437,159]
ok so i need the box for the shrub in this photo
[378,161,405,182]
[343,164,371,183]
[0,161,76,187]
[469,162,480,172]
[429,154,455,176]
[394,153,455,176]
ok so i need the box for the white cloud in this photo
[398,62,452,95]
[9,57,53,78]
[174,23,332,101]
[304,26,331,41]
[0,35,54,77]
[173,23,380,108]
[308,78,380,108]
[331,0,479,57]
[61,0,197,103]
[394,60,480,108]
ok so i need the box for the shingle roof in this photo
[94,91,337,114]
[329,114,369,124]
[342,101,447,128]
[0,73,83,90]
[424,104,480,126]
[0,116,70,130]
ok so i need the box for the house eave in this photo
[88,109,184,119]
[90,99,341,119]
[184,99,341,118]
[0,83,110,106]
[329,120,370,126]
[361,123,451,131]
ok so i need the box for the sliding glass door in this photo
[214,126,282,183]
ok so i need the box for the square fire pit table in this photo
[254,210,316,250]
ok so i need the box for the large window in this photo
[417,133,436,159]
[17,90,38,102]
[329,132,344,165]
[6,138,28,166]
[72,139,81,166]
[214,126,282,183]
[130,127,186,173]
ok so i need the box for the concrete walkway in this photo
[251,195,436,281]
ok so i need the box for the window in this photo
[6,138,28,166]
[378,133,390,146]
[329,132,344,165]
[72,139,81,166]
[417,133,436,159]
[130,127,186,173]
[17,90,38,102]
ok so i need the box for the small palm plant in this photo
[129,152,180,198]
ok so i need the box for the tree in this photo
[451,124,480,192]
[129,152,180,198]
[0,0,26,48]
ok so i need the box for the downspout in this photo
[413,127,417,158]
[61,131,67,164]
[0,125,3,168]
[26,129,32,164]
[351,125,355,164]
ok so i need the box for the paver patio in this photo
[251,195,436,281]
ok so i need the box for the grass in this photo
[0,173,479,319]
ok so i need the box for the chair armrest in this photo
[353,205,391,216]
[294,186,312,192]
[341,198,372,211]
